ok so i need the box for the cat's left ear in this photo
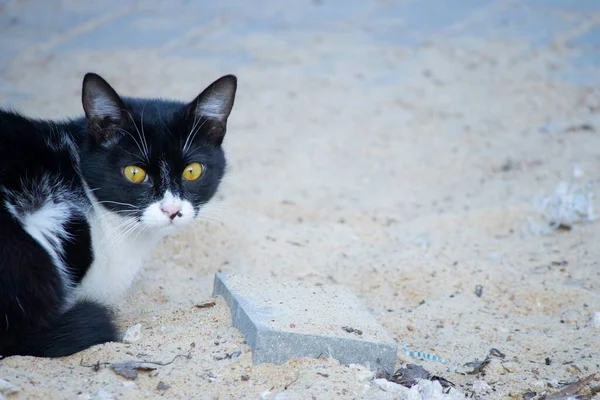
[82,73,126,146]
[82,73,125,122]
[187,75,237,145]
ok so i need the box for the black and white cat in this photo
[0,72,237,357]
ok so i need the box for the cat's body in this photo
[0,73,237,357]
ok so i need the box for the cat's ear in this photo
[82,73,126,145]
[187,75,237,145]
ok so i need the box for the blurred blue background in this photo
[1,0,599,88]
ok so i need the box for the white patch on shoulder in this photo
[3,200,18,218]
[21,201,73,287]
[2,174,82,294]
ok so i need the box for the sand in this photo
[1,1,600,399]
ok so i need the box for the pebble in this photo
[0,379,20,396]
[354,368,374,383]
[472,380,492,395]
[530,380,546,391]
[591,311,600,329]
[502,361,520,373]
[122,323,143,343]
[412,233,430,248]
[122,381,137,389]
[485,358,505,380]
[573,164,584,178]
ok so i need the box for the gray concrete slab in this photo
[213,272,398,373]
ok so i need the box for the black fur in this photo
[0,73,237,358]
[61,215,94,284]
[4,301,117,358]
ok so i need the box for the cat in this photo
[0,72,237,357]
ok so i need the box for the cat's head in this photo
[79,72,236,235]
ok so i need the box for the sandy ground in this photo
[1,1,600,399]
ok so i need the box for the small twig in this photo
[284,377,299,390]
[140,352,192,366]
[546,373,596,399]
[80,350,192,370]
[80,359,110,370]
[194,301,216,309]
[489,348,505,359]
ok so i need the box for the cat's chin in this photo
[146,220,191,235]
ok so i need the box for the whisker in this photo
[130,223,148,243]
[183,117,208,157]
[95,200,138,208]
[182,108,201,154]
[183,142,210,160]
[140,102,150,160]
[110,123,147,163]
[111,209,140,216]
[103,217,139,251]
[88,200,139,214]
[124,111,150,163]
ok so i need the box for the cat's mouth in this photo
[140,213,192,230]
[164,211,184,226]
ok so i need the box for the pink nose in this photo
[160,204,182,220]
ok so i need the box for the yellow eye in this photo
[123,165,147,183]
[183,162,203,181]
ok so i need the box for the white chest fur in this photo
[74,205,162,306]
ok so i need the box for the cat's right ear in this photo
[82,73,126,145]
[186,75,237,145]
